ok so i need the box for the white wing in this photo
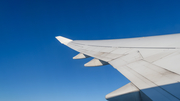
[56,34,180,101]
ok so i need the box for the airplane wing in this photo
[56,34,180,101]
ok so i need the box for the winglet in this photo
[55,36,73,45]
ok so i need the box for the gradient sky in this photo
[1,0,180,101]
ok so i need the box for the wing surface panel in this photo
[127,60,180,99]
[153,51,180,74]
[110,60,180,101]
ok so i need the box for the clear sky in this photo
[1,0,180,101]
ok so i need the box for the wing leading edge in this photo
[56,34,180,101]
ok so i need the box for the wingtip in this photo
[55,36,73,45]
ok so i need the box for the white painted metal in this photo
[55,36,72,45]
[73,53,90,59]
[109,64,180,101]
[56,33,180,101]
[84,58,108,67]
[105,83,141,101]
[127,60,180,99]
[153,50,180,75]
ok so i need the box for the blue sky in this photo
[1,0,180,101]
